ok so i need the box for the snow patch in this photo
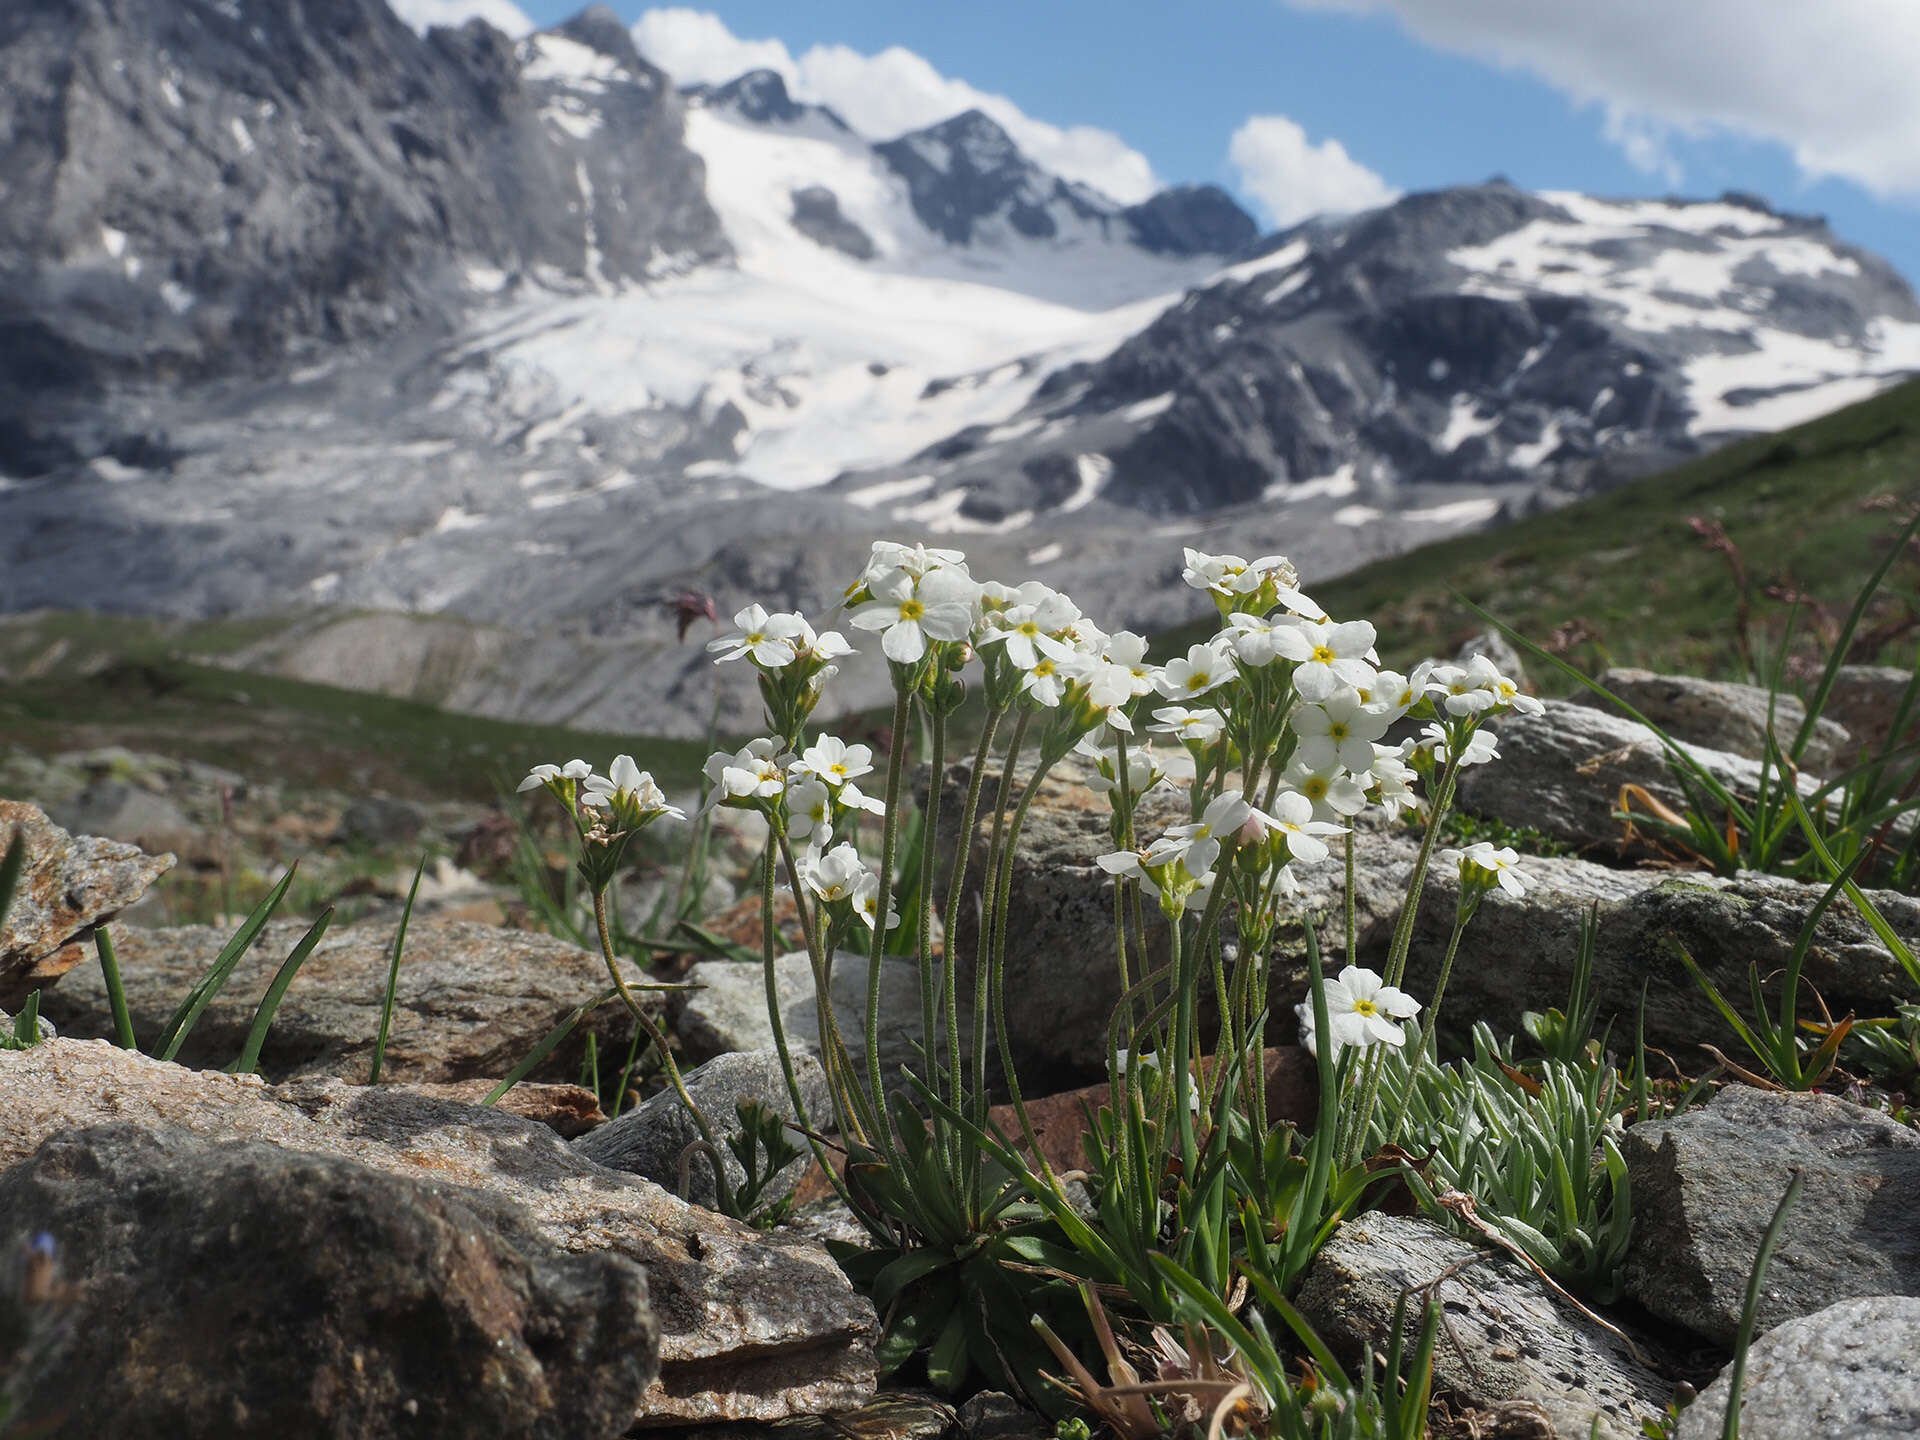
[520,34,626,86]
[1403,497,1502,526]
[160,76,183,108]
[229,116,255,155]
[1438,395,1498,453]
[433,506,487,533]
[1334,504,1383,527]
[1268,463,1357,503]
[1509,418,1564,469]
[159,282,195,314]
[1026,541,1064,564]
[1057,453,1112,513]
[100,226,127,259]
[846,474,936,508]
[895,489,1034,534]
[1121,392,1175,423]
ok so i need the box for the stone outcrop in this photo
[0,799,173,1009]
[39,917,652,1085]
[1297,1212,1670,1440]
[0,1039,876,1424]
[1674,1295,1920,1439]
[0,1123,658,1439]
[1569,668,1850,774]
[1622,1086,1920,1346]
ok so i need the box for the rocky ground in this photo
[1,659,1918,1436]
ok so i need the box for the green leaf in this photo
[925,1305,970,1393]
[155,862,299,1062]
[367,853,426,1085]
[870,1245,953,1318]
[94,927,138,1050]
[228,908,333,1075]
[481,986,618,1107]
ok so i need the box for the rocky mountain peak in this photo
[549,4,650,75]
[1122,184,1258,258]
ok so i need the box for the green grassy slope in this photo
[0,613,707,800]
[1310,377,1920,685]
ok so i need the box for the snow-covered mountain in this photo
[2,1,1918,735]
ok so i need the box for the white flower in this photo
[1101,631,1159,697]
[794,736,875,786]
[1368,742,1422,821]
[1282,759,1370,823]
[1020,655,1068,707]
[516,758,592,793]
[1462,654,1544,716]
[853,869,897,931]
[1076,735,1163,799]
[799,842,866,903]
[860,541,969,597]
[1064,650,1140,717]
[702,738,787,811]
[977,591,1079,670]
[1223,611,1301,668]
[707,604,809,667]
[850,567,977,663]
[1153,641,1236,699]
[837,781,887,817]
[1444,841,1534,898]
[1269,789,1347,865]
[1270,619,1379,702]
[1147,791,1272,879]
[1324,965,1421,1050]
[1292,691,1392,773]
[1180,548,1299,599]
[581,755,684,820]
[1150,705,1226,746]
[787,776,833,848]
[1421,723,1501,768]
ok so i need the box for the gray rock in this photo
[46,778,195,852]
[0,1123,657,1439]
[673,951,943,1093]
[1456,700,1822,854]
[940,761,1920,1075]
[573,1049,830,1211]
[38,917,655,1085]
[1675,1295,1920,1440]
[1623,1087,1920,1346]
[791,185,878,261]
[1570,668,1850,774]
[0,799,174,1010]
[0,1039,877,1424]
[337,795,427,848]
[1826,665,1919,757]
[1297,1212,1670,1440]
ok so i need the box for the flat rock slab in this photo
[0,1123,657,1439]
[1674,1295,1920,1439]
[1297,1212,1670,1440]
[1570,669,1850,774]
[0,799,173,1010]
[1456,700,1821,856]
[1623,1086,1920,1346]
[39,918,651,1085]
[406,1078,606,1138]
[0,1039,877,1425]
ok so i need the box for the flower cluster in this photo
[516,754,683,892]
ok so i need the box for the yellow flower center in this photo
[1310,645,1336,664]
[1186,673,1210,691]
[1352,998,1378,1017]
[1303,777,1328,800]
[899,599,925,621]
[1033,660,1056,677]
[1328,722,1349,741]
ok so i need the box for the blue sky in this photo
[440,0,1920,286]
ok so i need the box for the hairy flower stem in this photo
[989,762,1065,1191]
[918,708,947,1105]
[864,688,914,1128]
[967,709,1030,1201]
[594,889,733,1213]
[1344,830,1358,968]
[1385,909,1473,1152]
[760,841,876,1235]
[1344,755,1463,1167]
[941,704,1003,1177]
[1168,915,1198,1179]
[776,832,872,1143]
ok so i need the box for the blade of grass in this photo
[1787,786,1920,992]
[94,926,138,1050]
[1722,1169,1804,1440]
[228,907,334,1075]
[482,986,619,1106]
[155,862,299,1062]
[1791,507,1920,763]
[12,989,40,1046]
[367,855,426,1085]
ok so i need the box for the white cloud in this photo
[1284,0,1920,199]
[632,8,1160,203]
[388,0,534,38]
[1228,114,1399,226]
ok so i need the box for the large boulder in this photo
[0,1124,657,1439]
[1569,668,1850,774]
[1674,1295,1920,1440]
[0,800,173,1009]
[1622,1086,1920,1346]
[932,762,1920,1075]
[1827,665,1920,756]
[39,918,651,1085]
[0,1040,877,1424]
[1296,1212,1670,1440]
[1456,700,1821,855]
[573,1049,831,1212]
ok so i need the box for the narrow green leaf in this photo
[94,926,138,1051]
[367,854,426,1085]
[228,908,333,1075]
[1723,1170,1805,1440]
[156,862,299,1062]
[481,985,618,1107]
